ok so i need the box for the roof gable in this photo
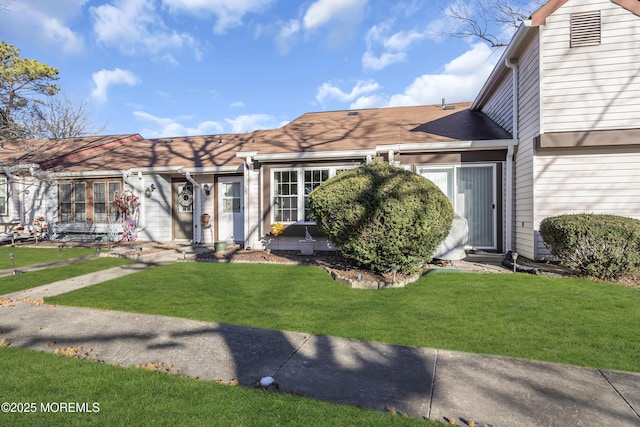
[531,0,570,26]
[532,0,640,26]
[611,0,640,15]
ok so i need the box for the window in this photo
[59,180,121,223]
[93,182,121,222]
[272,167,352,223]
[273,170,298,222]
[222,181,241,213]
[0,177,7,215]
[570,11,601,47]
[304,169,329,221]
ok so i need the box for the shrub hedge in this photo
[307,162,453,274]
[539,214,640,281]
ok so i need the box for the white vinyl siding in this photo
[541,0,640,133]
[515,34,540,259]
[480,75,514,135]
[534,147,640,257]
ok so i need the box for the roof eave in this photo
[377,139,518,154]
[471,21,534,110]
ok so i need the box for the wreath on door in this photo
[178,188,193,207]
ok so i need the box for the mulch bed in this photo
[195,249,399,284]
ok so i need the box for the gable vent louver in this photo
[570,11,601,47]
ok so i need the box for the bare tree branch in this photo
[443,0,545,47]
[24,93,106,140]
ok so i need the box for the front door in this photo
[172,180,193,240]
[217,177,243,243]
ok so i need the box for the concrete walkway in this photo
[1,250,639,426]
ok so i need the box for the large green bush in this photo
[307,162,453,274]
[539,214,640,281]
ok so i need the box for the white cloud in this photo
[4,0,86,54]
[230,101,246,108]
[303,0,368,31]
[362,21,433,71]
[275,19,301,55]
[133,111,224,138]
[91,0,193,58]
[133,111,277,137]
[225,114,277,133]
[91,68,140,103]
[352,43,500,109]
[162,0,275,34]
[316,79,381,106]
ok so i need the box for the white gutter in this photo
[505,57,519,139]
[505,145,515,252]
[376,139,517,153]
[242,149,377,162]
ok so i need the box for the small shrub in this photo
[539,214,640,281]
[307,162,453,274]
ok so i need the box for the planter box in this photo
[299,239,316,255]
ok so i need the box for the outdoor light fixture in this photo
[511,252,519,273]
[203,183,210,196]
[145,184,156,198]
[58,244,65,253]
[9,253,14,267]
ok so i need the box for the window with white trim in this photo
[272,167,354,223]
[0,176,7,215]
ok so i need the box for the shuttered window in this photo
[570,11,601,47]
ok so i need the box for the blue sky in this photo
[2,0,518,138]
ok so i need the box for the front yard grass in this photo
[0,246,100,269]
[0,346,430,426]
[0,258,133,295]
[46,263,640,373]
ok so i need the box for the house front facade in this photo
[2,0,639,260]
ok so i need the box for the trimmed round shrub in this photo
[539,213,640,281]
[307,162,453,274]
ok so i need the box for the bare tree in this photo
[443,0,545,47]
[24,93,105,140]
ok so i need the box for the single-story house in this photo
[2,0,639,260]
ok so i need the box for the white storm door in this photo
[217,177,244,243]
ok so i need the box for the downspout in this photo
[184,171,202,243]
[504,56,519,252]
[245,156,253,249]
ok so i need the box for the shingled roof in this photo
[2,103,511,173]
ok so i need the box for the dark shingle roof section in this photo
[410,109,512,141]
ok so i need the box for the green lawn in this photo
[0,258,133,295]
[0,347,431,426]
[0,246,100,269]
[47,263,640,373]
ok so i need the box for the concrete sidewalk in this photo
[1,253,639,426]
